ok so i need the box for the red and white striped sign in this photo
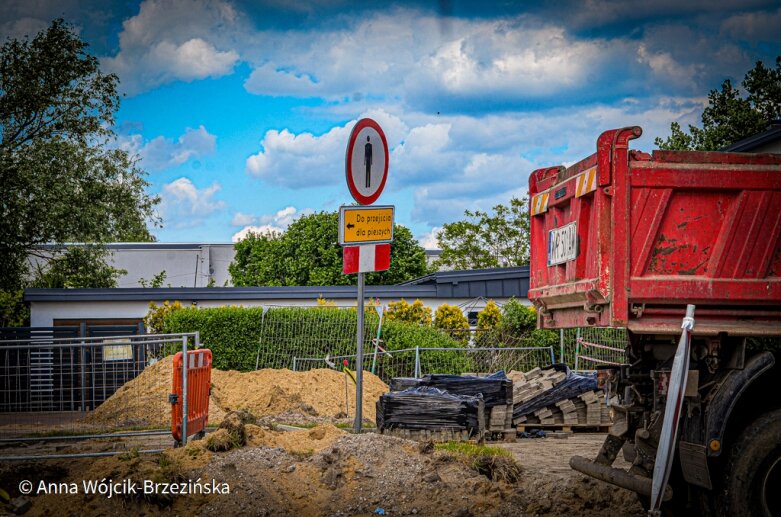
[343,244,391,274]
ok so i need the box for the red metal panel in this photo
[528,126,781,336]
[171,349,212,442]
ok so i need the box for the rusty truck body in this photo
[527,126,781,516]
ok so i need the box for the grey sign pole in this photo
[354,271,365,433]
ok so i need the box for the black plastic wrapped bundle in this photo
[389,371,512,408]
[376,387,484,432]
[390,377,422,392]
[512,367,597,419]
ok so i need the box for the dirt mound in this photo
[245,423,345,454]
[84,359,387,429]
[83,355,227,429]
[211,368,387,420]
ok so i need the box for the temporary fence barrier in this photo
[254,306,381,371]
[171,348,212,444]
[0,332,200,460]
[292,346,555,386]
[574,336,626,371]
[558,327,628,369]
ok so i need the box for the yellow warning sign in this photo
[339,205,395,245]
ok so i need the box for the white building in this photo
[25,267,531,328]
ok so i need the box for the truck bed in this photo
[527,126,781,336]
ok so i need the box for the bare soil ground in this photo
[0,428,644,516]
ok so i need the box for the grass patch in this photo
[435,441,521,483]
[435,441,513,458]
[290,448,315,460]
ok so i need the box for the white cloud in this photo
[636,39,711,91]
[722,7,781,43]
[246,124,354,188]
[417,227,443,249]
[120,125,216,171]
[242,11,621,107]
[230,212,256,226]
[159,177,225,228]
[229,206,314,241]
[0,17,49,40]
[231,225,282,242]
[102,0,243,95]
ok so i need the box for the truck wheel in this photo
[719,409,781,517]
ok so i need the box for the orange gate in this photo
[170,349,212,443]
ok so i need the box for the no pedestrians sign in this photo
[345,118,389,205]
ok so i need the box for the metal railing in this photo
[0,332,200,460]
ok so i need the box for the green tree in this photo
[0,19,159,293]
[435,197,530,270]
[656,56,781,151]
[229,211,430,286]
[30,246,127,288]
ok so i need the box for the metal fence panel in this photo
[0,333,198,459]
[293,346,555,385]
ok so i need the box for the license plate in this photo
[548,222,578,266]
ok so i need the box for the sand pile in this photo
[84,356,227,428]
[84,358,388,429]
[211,368,387,420]
[244,423,345,453]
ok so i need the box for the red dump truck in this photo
[527,126,781,516]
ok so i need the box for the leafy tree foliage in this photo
[656,56,781,151]
[0,19,159,292]
[434,197,530,270]
[30,246,126,288]
[230,210,430,286]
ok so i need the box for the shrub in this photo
[499,298,537,334]
[380,319,472,377]
[144,300,183,334]
[434,304,470,345]
[477,300,501,330]
[161,305,380,371]
[384,299,432,326]
[474,300,502,347]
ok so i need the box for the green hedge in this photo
[160,305,466,373]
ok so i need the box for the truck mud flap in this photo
[678,441,712,490]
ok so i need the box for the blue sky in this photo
[2,0,780,246]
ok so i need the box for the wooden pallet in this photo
[379,427,484,443]
[516,423,612,434]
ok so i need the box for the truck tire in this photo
[718,408,781,517]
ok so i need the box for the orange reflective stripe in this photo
[531,192,550,216]
[575,166,598,197]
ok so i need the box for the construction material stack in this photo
[378,372,513,442]
[509,366,612,431]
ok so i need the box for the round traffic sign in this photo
[345,118,389,205]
